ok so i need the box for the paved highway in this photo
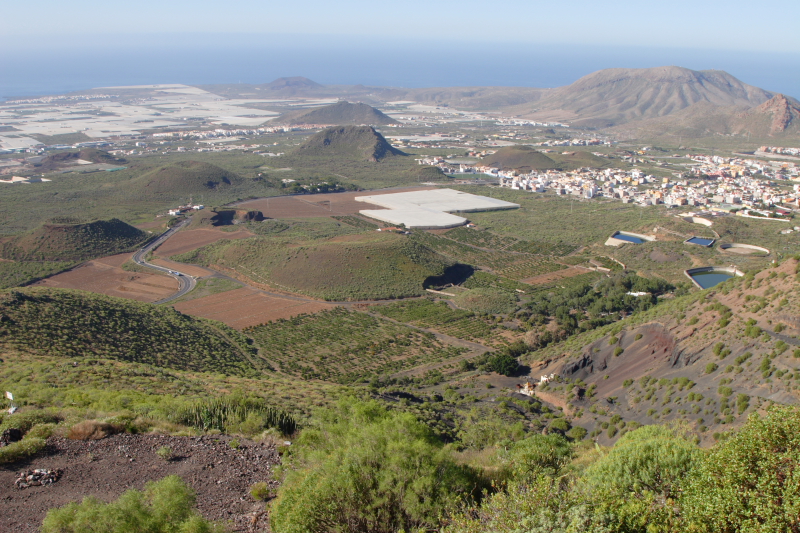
[133,219,196,304]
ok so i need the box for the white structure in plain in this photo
[356,188,519,229]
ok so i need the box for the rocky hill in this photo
[277,101,398,126]
[0,218,147,262]
[519,66,774,128]
[293,125,406,162]
[527,257,800,443]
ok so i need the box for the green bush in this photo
[41,475,224,533]
[705,363,718,374]
[270,399,480,533]
[684,406,800,532]
[0,437,46,464]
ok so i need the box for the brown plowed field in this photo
[237,187,437,219]
[33,261,178,302]
[173,287,335,329]
[150,258,214,278]
[154,229,254,257]
[93,252,134,268]
[520,266,593,285]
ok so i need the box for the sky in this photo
[2,0,799,98]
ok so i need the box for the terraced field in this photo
[245,307,466,382]
[373,299,511,347]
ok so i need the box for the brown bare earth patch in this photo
[173,287,335,329]
[236,187,437,219]
[32,261,177,302]
[520,266,591,285]
[649,250,680,263]
[154,229,254,257]
[0,433,279,533]
[93,252,134,268]
[150,258,214,278]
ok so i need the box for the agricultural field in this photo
[153,228,254,257]
[31,255,178,302]
[443,226,577,256]
[373,299,514,347]
[173,287,335,329]
[244,307,467,383]
[520,265,595,285]
[410,230,567,280]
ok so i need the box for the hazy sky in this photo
[2,0,800,98]
[4,0,799,52]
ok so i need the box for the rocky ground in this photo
[0,433,281,532]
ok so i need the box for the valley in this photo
[1,66,800,532]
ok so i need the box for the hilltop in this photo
[527,257,800,443]
[293,125,406,162]
[515,66,773,128]
[481,145,611,171]
[173,229,457,301]
[132,161,244,196]
[0,218,147,262]
[35,148,126,172]
[277,101,398,126]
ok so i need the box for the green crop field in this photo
[374,299,512,346]
[245,308,466,383]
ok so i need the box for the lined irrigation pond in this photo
[686,237,715,247]
[690,271,734,289]
[614,233,646,244]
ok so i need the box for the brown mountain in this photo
[277,101,398,126]
[517,66,774,128]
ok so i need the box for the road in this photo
[132,219,197,304]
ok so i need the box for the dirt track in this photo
[1,434,279,533]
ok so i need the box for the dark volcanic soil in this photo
[0,433,280,532]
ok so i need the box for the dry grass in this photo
[67,420,122,441]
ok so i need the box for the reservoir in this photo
[685,237,715,247]
[614,233,646,244]
[689,271,734,289]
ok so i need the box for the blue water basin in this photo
[690,271,733,289]
[615,233,645,244]
[686,237,715,247]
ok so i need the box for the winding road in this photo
[133,219,197,304]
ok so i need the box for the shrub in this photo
[683,406,800,532]
[566,426,588,441]
[155,446,173,461]
[0,437,46,464]
[614,347,624,357]
[270,399,480,533]
[249,481,273,501]
[172,396,296,435]
[41,475,224,533]
[705,363,718,374]
[67,420,120,441]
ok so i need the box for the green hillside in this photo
[173,227,453,300]
[293,125,406,162]
[0,218,147,262]
[0,287,259,376]
[278,101,399,126]
[133,161,245,196]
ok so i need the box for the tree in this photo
[270,399,481,533]
[41,475,223,533]
[683,406,800,533]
